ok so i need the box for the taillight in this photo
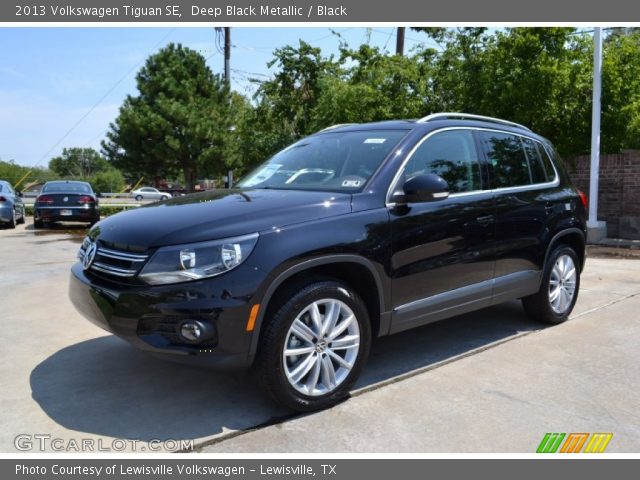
[37,195,54,205]
[77,195,95,205]
[578,190,588,209]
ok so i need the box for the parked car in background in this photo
[0,180,26,228]
[70,113,587,411]
[34,181,100,228]
[130,187,172,201]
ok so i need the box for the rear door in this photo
[478,130,559,302]
[389,128,495,333]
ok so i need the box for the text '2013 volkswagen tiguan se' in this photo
[70,113,587,411]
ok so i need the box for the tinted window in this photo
[522,137,548,183]
[537,142,557,180]
[403,130,482,193]
[481,132,530,188]
[43,182,91,193]
[238,129,408,192]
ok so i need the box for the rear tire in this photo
[160,195,168,201]
[7,208,16,229]
[522,245,580,324]
[34,219,43,229]
[255,279,371,412]
[135,195,143,201]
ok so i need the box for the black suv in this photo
[69,113,587,411]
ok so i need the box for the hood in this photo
[91,188,352,249]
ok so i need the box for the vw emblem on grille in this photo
[83,242,97,270]
[63,196,68,202]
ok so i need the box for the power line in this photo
[15,28,176,186]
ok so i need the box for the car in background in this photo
[130,187,172,202]
[0,180,26,229]
[34,181,100,228]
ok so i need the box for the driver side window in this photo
[403,130,482,193]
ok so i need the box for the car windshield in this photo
[43,182,91,193]
[237,129,408,192]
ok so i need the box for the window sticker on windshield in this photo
[242,164,282,186]
[363,138,387,144]
[342,179,362,188]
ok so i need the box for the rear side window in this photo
[537,143,557,180]
[480,132,531,188]
[403,130,482,193]
[521,137,548,183]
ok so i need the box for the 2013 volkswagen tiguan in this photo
[69,113,587,411]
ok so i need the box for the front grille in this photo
[78,238,149,281]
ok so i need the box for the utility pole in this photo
[587,27,606,242]
[224,27,231,86]
[396,27,405,56]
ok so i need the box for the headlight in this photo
[138,233,259,285]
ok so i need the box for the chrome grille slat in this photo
[96,247,148,262]
[77,237,149,281]
[91,263,138,277]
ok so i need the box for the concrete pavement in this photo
[1,221,639,452]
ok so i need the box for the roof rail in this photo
[318,123,358,132]
[416,112,531,131]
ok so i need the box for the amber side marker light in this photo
[246,304,260,332]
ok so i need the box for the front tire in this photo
[17,208,25,224]
[135,195,143,201]
[256,280,371,412]
[522,245,580,324]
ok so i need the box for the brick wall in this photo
[566,150,640,239]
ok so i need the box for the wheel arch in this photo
[248,255,389,361]
[544,228,586,272]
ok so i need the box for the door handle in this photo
[476,214,494,226]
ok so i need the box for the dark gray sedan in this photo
[34,181,100,228]
[0,180,26,229]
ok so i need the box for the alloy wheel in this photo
[282,298,360,397]
[548,254,577,314]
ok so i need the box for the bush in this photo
[89,168,126,195]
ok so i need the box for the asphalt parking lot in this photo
[1,220,639,452]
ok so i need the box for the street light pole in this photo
[587,27,606,241]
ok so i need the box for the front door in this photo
[389,129,495,333]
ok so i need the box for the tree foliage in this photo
[96,29,640,184]
[102,43,230,192]
[88,168,125,194]
[49,147,110,178]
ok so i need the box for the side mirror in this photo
[17,191,23,197]
[394,174,449,204]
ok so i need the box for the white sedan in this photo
[130,187,172,201]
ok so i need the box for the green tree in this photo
[89,168,125,194]
[49,147,110,178]
[102,43,230,192]
[0,159,55,189]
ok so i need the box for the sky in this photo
[0,27,435,168]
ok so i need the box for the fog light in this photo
[178,320,214,344]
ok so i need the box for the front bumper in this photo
[69,262,268,369]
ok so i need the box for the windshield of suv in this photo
[237,129,408,192]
